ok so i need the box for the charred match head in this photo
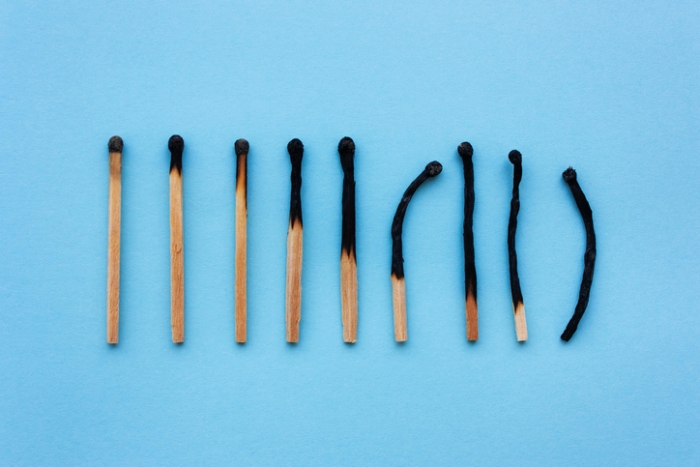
[457,142,473,159]
[287,138,304,227]
[168,135,184,174]
[338,137,355,172]
[508,149,522,165]
[108,136,123,153]
[426,161,443,177]
[235,138,249,156]
[563,167,577,183]
[288,138,304,164]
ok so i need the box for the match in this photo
[285,138,304,343]
[106,135,123,344]
[169,135,185,343]
[338,137,358,343]
[235,138,249,343]
[508,150,527,342]
[458,142,478,341]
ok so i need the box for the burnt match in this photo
[285,138,304,343]
[168,135,185,343]
[234,138,249,343]
[338,137,358,343]
[391,161,443,342]
[561,167,596,342]
[508,150,528,342]
[106,135,123,344]
[458,142,478,341]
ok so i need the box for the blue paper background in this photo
[1,1,699,465]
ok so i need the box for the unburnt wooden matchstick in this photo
[285,138,304,343]
[338,137,358,343]
[106,135,123,344]
[168,135,185,343]
[391,161,443,342]
[234,138,249,343]
[561,167,596,342]
[458,142,478,341]
[508,150,528,342]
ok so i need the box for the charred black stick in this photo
[508,150,528,341]
[285,138,304,343]
[458,142,478,341]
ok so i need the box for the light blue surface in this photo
[1,1,699,465]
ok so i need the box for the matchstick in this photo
[391,161,443,342]
[234,138,249,343]
[561,167,596,342]
[508,150,528,342]
[168,135,185,343]
[458,142,478,341]
[285,138,304,343]
[338,137,358,343]
[106,136,123,344]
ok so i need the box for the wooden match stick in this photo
[508,150,528,342]
[391,161,443,342]
[168,135,185,343]
[458,142,478,341]
[106,135,123,344]
[285,138,304,343]
[234,138,249,343]
[561,167,596,342]
[338,137,358,343]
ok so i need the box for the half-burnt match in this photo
[458,142,478,341]
[285,138,304,343]
[106,136,123,344]
[235,138,249,343]
[169,135,185,343]
[338,137,358,343]
[391,161,443,342]
[508,150,528,342]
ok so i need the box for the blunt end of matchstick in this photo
[457,141,473,159]
[426,161,442,177]
[508,150,522,165]
[562,167,577,183]
[168,135,184,153]
[287,138,304,162]
[108,136,123,153]
[235,138,249,156]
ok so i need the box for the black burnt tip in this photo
[287,138,304,161]
[508,150,522,165]
[108,136,123,153]
[235,138,249,156]
[338,136,355,157]
[168,135,184,153]
[563,167,577,183]
[457,142,473,159]
[426,161,443,177]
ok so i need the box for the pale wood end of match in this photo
[513,301,528,342]
[340,251,358,343]
[392,274,407,342]
[235,154,247,343]
[106,151,121,344]
[466,289,478,342]
[170,170,184,343]
[285,222,303,343]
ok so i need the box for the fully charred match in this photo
[508,150,528,342]
[561,167,596,342]
[458,142,478,341]
[235,139,249,343]
[106,136,123,344]
[285,138,304,343]
[391,161,443,342]
[339,137,358,343]
[169,135,185,343]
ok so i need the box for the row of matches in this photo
[106,136,596,345]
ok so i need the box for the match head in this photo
[338,136,355,169]
[235,138,249,156]
[168,135,184,154]
[508,150,522,165]
[287,138,304,163]
[426,161,443,177]
[562,167,577,183]
[457,142,473,159]
[108,136,123,153]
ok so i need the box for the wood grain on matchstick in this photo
[341,252,357,343]
[392,275,407,342]
[285,222,302,343]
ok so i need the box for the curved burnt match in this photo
[338,137,358,343]
[285,138,304,343]
[561,167,596,342]
[391,160,443,342]
[458,142,478,341]
[508,150,528,341]
[168,135,185,343]
[106,136,123,344]
[234,138,249,343]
